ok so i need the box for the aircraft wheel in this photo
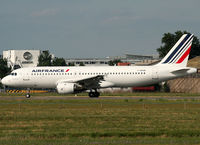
[89,92,94,98]
[95,92,100,98]
[89,92,100,98]
[26,94,31,98]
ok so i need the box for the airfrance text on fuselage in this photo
[32,69,67,73]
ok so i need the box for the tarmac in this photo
[1,95,200,100]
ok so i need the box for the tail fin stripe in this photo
[176,45,191,63]
[163,34,191,63]
[172,41,192,63]
[169,36,193,63]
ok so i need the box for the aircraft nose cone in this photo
[1,77,8,86]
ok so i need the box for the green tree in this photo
[157,30,200,59]
[108,59,122,66]
[0,58,11,79]
[52,57,66,66]
[38,50,52,66]
[67,62,75,66]
[79,62,85,66]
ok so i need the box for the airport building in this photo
[2,49,158,69]
[3,50,41,69]
[65,54,158,66]
[65,58,110,66]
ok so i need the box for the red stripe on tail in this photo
[176,45,191,64]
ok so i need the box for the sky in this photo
[0,0,200,58]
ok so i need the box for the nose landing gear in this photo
[26,88,31,98]
[26,93,31,98]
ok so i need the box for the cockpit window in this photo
[10,73,17,76]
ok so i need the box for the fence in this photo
[167,74,200,93]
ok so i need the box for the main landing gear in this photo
[89,90,100,98]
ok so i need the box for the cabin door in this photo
[23,72,30,81]
[152,69,159,80]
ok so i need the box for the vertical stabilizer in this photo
[157,34,194,67]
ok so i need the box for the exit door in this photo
[23,72,30,81]
[152,69,159,80]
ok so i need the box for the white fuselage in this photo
[1,65,197,89]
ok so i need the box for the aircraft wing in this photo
[76,75,104,89]
[57,75,105,89]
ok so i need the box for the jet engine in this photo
[56,82,83,94]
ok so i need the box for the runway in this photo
[1,95,200,100]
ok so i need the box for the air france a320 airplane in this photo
[1,34,197,98]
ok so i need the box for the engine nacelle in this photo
[56,83,83,94]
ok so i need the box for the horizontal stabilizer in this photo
[171,69,190,74]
